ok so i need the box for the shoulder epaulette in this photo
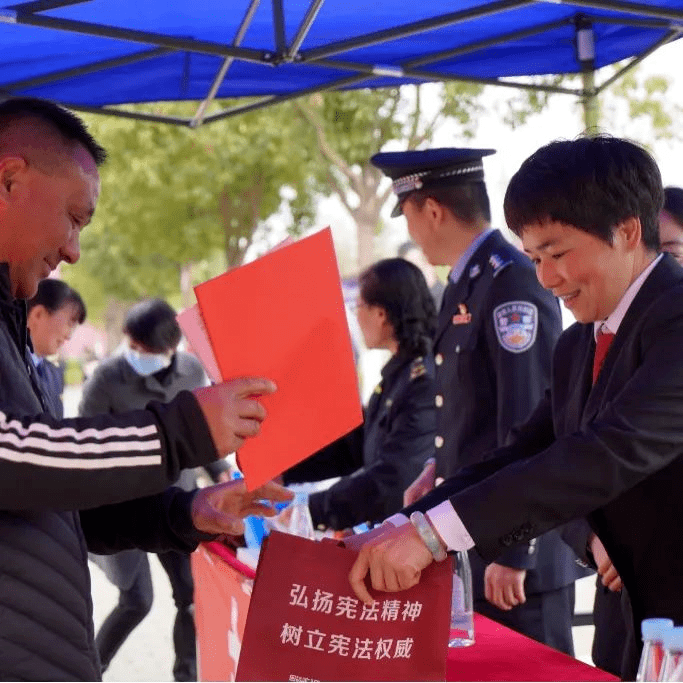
[489,252,513,278]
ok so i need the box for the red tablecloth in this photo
[447,614,619,681]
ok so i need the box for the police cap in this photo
[371,147,495,217]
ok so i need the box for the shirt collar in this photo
[448,228,494,285]
[593,254,662,340]
[31,351,44,367]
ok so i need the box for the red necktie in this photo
[592,330,616,384]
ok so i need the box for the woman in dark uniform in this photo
[284,257,437,531]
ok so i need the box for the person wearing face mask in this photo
[80,298,227,682]
[27,278,86,418]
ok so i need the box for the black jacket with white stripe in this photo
[0,265,219,680]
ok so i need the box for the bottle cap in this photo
[641,618,675,641]
[662,627,683,652]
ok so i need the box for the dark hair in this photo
[123,299,181,353]
[28,278,86,324]
[0,97,106,166]
[359,258,436,357]
[408,182,491,224]
[504,135,663,252]
[663,186,683,227]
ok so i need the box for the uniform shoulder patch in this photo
[409,356,427,380]
[489,253,512,277]
[493,301,538,353]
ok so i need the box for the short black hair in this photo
[408,181,491,225]
[663,186,683,227]
[359,258,436,357]
[0,97,106,166]
[504,135,663,252]
[123,299,181,353]
[28,278,86,324]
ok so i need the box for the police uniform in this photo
[371,148,591,655]
[284,353,436,531]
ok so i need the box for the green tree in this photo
[66,100,319,315]
[295,82,485,272]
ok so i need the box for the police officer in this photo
[370,148,590,655]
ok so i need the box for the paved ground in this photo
[90,557,598,682]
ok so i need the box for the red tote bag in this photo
[236,531,452,681]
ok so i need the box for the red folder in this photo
[236,531,452,681]
[194,228,363,489]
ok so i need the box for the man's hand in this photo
[191,479,293,536]
[590,534,623,592]
[403,458,436,506]
[484,563,527,610]
[193,377,276,456]
[342,522,397,552]
[348,523,434,604]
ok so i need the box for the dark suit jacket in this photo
[33,357,65,419]
[413,254,683,674]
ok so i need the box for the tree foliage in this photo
[294,82,486,271]
[65,100,319,312]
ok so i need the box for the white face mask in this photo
[123,348,172,376]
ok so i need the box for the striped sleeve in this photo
[0,391,218,511]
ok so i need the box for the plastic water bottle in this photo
[288,491,316,540]
[637,618,674,681]
[449,550,475,647]
[658,627,683,681]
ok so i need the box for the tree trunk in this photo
[179,261,195,309]
[103,298,129,355]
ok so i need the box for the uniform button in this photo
[435,395,443,408]
[455,345,461,353]
[435,435,444,448]
[435,353,443,365]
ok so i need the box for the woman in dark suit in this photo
[284,257,437,531]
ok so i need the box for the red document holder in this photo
[236,531,452,681]
[194,228,363,490]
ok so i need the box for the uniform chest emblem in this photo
[493,301,538,353]
[452,303,472,325]
[410,357,427,380]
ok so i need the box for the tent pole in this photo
[581,69,599,133]
[574,16,599,134]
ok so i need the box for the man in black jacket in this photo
[0,97,290,680]
[348,135,682,680]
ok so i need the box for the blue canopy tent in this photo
[1,0,682,127]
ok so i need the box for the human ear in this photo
[0,157,28,204]
[423,197,446,228]
[615,216,642,251]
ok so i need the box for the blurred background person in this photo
[81,298,227,682]
[27,278,86,418]
[660,186,683,265]
[398,239,446,309]
[283,257,436,531]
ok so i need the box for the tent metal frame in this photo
[1,0,682,127]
